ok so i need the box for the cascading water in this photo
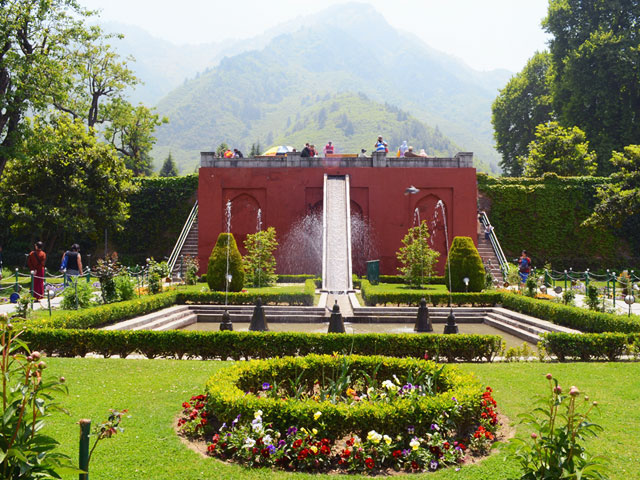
[224,200,232,306]
[413,207,421,227]
[434,200,452,306]
[256,208,262,232]
[256,208,262,286]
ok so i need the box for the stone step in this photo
[153,313,198,331]
[132,309,195,331]
[483,316,540,344]
[196,313,326,323]
[103,305,190,330]
[492,307,580,334]
[485,312,548,336]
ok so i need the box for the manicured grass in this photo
[44,358,639,479]
[364,282,449,294]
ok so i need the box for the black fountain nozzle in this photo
[327,300,346,333]
[249,297,269,331]
[219,309,233,331]
[414,298,433,332]
[443,308,459,334]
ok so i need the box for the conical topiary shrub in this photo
[444,236,486,292]
[207,233,245,292]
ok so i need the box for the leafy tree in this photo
[0,0,93,178]
[207,233,244,292]
[521,122,597,177]
[54,34,138,128]
[492,52,554,176]
[444,236,485,292]
[543,0,640,173]
[159,153,179,177]
[0,116,136,253]
[249,142,262,156]
[396,221,440,287]
[586,144,640,228]
[216,142,230,155]
[105,101,168,176]
[243,227,278,287]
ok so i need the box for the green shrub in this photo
[21,329,503,363]
[114,274,136,301]
[276,274,318,283]
[540,332,630,361]
[500,293,640,333]
[205,355,485,439]
[444,237,485,292]
[184,255,199,285]
[61,279,95,309]
[585,284,600,311]
[207,233,244,292]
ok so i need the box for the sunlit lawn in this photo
[45,358,639,479]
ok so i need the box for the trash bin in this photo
[366,260,380,285]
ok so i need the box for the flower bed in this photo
[183,355,499,473]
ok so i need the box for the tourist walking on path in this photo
[518,250,531,284]
[323,141,334,156]
[27,241,46,299]
[61,244,83,277]
[374,135,388,153]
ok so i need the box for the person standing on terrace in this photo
[375,135,388,153]
[323,141,334,156]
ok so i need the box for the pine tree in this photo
[159,153,179,177]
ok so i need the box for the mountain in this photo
[113,3,510,172]
[153,91,460,170]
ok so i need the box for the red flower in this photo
[365,457,375,469]
[293,439,302,449]
[458,443,466,451]
[207,444,216,453]
[443,441,450,450]
[341,448,351,458]
[252,447,259,455]
[411,460,420,470]
[346,437,354,447]
[392,449,402,457]
[182,402,191,409]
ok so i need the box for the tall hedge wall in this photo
[112,175,198,264]
[477,173,638,270]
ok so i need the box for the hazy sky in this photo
[79,0,550,72]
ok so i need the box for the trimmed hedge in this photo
[205,355,485,438]
[207,233,245,292]
[21,329,503,363]
[540,332,640,362]
[500,293,640,333]
[360,280,501,307]
[444,237,485,292]
[21,283,316,330]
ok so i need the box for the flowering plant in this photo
[508,374,608,479]
[177,394,208,436]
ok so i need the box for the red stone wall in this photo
[197,165,477,276]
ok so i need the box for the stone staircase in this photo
[171,216,198,278]
[477,233,504,284]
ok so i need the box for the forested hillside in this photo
[151,3,509,172]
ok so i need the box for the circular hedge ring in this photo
[205,354,485,438]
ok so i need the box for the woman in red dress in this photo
[27,241,46,299]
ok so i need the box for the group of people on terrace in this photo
[298,136,434,158]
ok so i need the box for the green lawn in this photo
[44,358,639,479]
[364,283,449,294]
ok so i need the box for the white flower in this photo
[367,430,382,443]
[263,434,273,445]
[383,435,392,445]
[254,410,263,419]
[244,437,256,449]
[382,380,398,391]
[314,411,322,420]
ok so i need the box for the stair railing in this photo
[478,211,509,280]
[168,200,199,276]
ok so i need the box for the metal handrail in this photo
[168,200,198,274]
[479,212,509,279]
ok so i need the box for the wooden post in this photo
[79,419,91,480]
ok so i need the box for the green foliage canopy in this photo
[0,116,136,253]
[543,0,640,172]
[587,144,640,229]
[521,122,597,177]
[492,52,554,176]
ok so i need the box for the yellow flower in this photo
[314,411,322,420]
[384,435,392,445]
[346,388,356,397]
[301,427,308,434]
[310,446,318,454]
[312,428,318,435]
